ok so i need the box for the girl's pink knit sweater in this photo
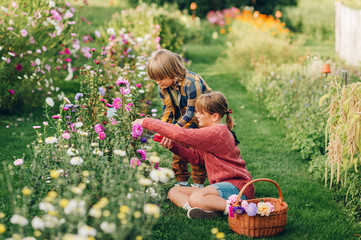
[143,118,255,199]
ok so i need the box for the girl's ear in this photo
[212,113,221,122]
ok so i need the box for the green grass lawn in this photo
[152,43,361,240]
[1,1,360,239]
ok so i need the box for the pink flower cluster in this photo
[131,123,143,138]
[95,123,106,140]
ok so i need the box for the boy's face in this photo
[155,77,174,89]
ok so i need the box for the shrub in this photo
[0,0,77,112]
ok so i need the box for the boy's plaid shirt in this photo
[159,71,212,128]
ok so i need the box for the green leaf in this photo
[319,94,330,107]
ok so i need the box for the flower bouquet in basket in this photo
[228,179,289,237]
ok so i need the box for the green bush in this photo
[0,0,76,112]
[98,3,199,55]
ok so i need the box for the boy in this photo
[147,49,212,188]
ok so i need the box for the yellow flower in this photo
[88,237,95,240]
[22,187,32,195]
[82,170,90,177]
[34,230,42,237]
[78,183,86,190]
[47,191,57,199]
[103,210,111,217]
[119,205,129,214]
[0,224,5,234]
[0,212,4,218]
[48,210,58,216]
[220,28,226,34]
[133,211,141,218]
[216,232,225,239]
[93,197,109,209]
[50,170,60,179]
[211,228,219,234]
[117,212,126,220]
[135,236,143,240]
[59,198,69,208]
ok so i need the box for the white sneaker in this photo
[174,182,189,187]
[191,183,204,188]
[187,207,220,219]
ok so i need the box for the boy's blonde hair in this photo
[196,92,235,130]
[147,49,187,83]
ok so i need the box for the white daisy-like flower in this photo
[70,156,83,166]
[143,203,160,217]
[138,177,152,186]
[31,216,45,230]
[113,149,126,156]
[45,97,54,107]
[67,148,79,156]
[100,221,116,234]
[45,136,57,144]
[10,214,28,226]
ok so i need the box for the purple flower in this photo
[140,137,147,143]
[131,123,143,138]
[113,97,122,110]
[245,203,258,217]
[9,89,15,95]
[99,87,105,96]
[229,206,234,217]
[137,149,147,161]
[233,206,245,215]
[65,104,73,108]
[75,93,83,100]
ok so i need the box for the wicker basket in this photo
[228,178,289,237]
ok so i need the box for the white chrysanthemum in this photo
[31,216,45,230]
[23,237,36,240]
[78,223,97,237]
[143,203,160,217]
[64,199,86,216]
[113,149,126,156]
[107,27,115,35]
[45,136,58,144]
[139,177,152,186]
[89,207,102,218]
[92,149,103,156]
[42,214,61,228]
[39,202,55,212]
[149,168,174,183]
[90,143,98,147]
[146,187,160,200]
[75,122,83,128]
[149,155,160,163]
[100,221,116,234]
[67,148,79,156]
[49,0,55,8]
[10,214,28,226]
[70,156,83,166]
[45,97,54,107]
[78,130,89,136]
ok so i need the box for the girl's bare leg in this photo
[168,186,200,208]
[188,185,226,212]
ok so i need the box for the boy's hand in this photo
[132,118,144,126]
[161,136,172,149]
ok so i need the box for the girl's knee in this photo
[188,192,204,208]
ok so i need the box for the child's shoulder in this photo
[184,71,202,84]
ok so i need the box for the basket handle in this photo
[235,178,284,204]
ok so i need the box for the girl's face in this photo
[195,111,214,127]
[155,77,174,89]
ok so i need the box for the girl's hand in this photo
[161,136,173,149]
[132,118,144,126]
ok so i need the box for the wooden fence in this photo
[335,1,361,66]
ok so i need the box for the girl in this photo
[133,92,254,219]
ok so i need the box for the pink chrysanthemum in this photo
[131,123,143,138]
[113,97,122,110]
